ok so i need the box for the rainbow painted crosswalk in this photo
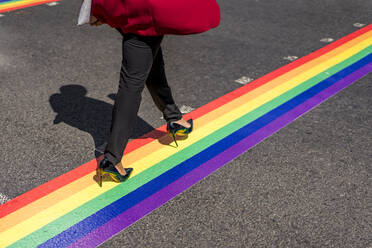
[0,25,371,247]
[0,0,59,13]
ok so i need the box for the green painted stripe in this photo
[11,46,371,247]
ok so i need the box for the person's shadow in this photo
[49,84,169,159]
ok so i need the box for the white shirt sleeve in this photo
[77,0,93,26]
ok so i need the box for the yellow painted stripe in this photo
[1,36,371,246]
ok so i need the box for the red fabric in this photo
[91,0,221,36]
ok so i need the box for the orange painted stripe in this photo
[0,24,371,221]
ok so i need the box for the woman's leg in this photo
[145,46,183,123]
[104,33,163,167]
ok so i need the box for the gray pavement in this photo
[0,0,371,247]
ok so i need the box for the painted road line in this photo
[78,62,370,248]
[0,28,370,217]
[0,28,372,239]
[2,40,371,242]
[46,56,372,248]
[5,51,372,248]
[10,48,372,247]
[0,0,24,4]
[1,42,370,246]
[70,62,372,248]
[1,25,370,221]
[0,26,371,248]
[0,0,52,6]
[0,0,59,13]
[49,49,372,248]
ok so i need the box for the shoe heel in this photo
[171,131,178,147]
[98,169,103,187]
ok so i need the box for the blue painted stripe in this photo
[39,53,372,247]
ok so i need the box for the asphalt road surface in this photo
[0,0,371,247]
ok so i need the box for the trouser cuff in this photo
[104,151,121,166]
[163,104,183,122]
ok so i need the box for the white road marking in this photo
[320,38,334,43]
[0,193,11,205]
[0,14,5,18]
[283,56,298,61]
[353,23,366,28]
[46,2,59,6]
[160,105,194,119]
[235,76,254,85]
[179,105,195,114]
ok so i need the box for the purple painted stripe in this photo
[70,62,371,248]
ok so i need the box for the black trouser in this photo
[104,31,183,165]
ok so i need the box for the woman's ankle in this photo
[115,164,127,176]
[173,118,191,128]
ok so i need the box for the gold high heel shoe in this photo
[98,158,133,187]
[166,119,193,147]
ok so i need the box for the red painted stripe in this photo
[0,0,59,13]
[0,24,370,218]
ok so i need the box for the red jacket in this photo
[91,0,221,36]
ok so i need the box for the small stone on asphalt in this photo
[46,2,59,6]
[283,56,298,61]
[353,23,366,28]
[0,193,11,204]
[320,38,334,43]
[179,105,195,114]
[235,76,254,85]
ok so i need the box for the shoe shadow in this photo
[92,173,116,186]
[157,133,189,148]
[49,84,168,158]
